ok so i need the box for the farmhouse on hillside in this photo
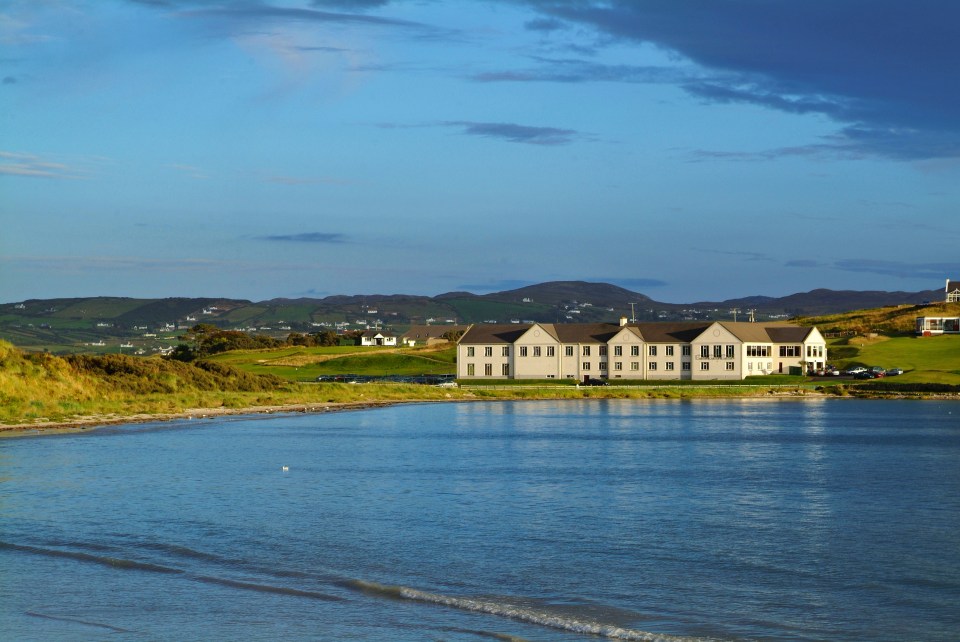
[359,329,397,346]
[915,278,960,335]
[457,318,827,381]
[946,278,960,303]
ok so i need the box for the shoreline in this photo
[0,399,421,438]
[3,388,957,439]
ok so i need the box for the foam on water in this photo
[346,580,717,642]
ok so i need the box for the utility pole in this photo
[747,309,756,323]
[628,302,637,323]
[730,308,740,322]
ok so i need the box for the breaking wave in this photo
[345,580,717,641]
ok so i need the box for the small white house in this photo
[360,330,397,346]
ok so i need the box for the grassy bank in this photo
[4,333,960,434]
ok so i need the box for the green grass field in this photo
[829,334,960,384]
[205,345,458,381]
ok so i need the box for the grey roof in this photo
[459,324,531,345]
[460,321,817,346]
[361,329,395,337]
[765,325,814,343]
[632,322,712,343]
[401,325,469,340]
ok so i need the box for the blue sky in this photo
[2,0,959,303]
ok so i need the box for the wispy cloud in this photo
[472,57,689,85]
[694,248,773,262]
[168,163,209,179]
[0,151,89,179]
[257,232,346,244]
[2,255,235,272]
[263,175,349,186]
[479,0,960,160]
[833,259,960,280]
[444,121,582,145]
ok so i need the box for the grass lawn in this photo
[830,334,960,384]
[206,345,457,381]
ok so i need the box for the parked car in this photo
[846,366,868,375]
[885,368,904,376]
[853,371,877,379]
[583,378,609,386]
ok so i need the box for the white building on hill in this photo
[457,318,826,381]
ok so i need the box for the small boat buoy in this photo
[281,466,289,472]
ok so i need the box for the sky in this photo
[2,0,959,304]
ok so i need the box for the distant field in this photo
[829,334,960,384]
[206,345,457,381]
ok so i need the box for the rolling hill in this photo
[0,281,947,353]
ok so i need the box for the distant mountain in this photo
[697,288,942,317]
[0,282,946,351]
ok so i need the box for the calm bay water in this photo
[2,398,959,641]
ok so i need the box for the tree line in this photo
[168,324,362,361]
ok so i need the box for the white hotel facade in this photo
[457,319,827,382]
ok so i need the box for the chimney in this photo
[619,316,628,327]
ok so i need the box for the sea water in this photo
[1,398,958,641]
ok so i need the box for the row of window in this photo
[465,344,817,360]
[465,361,748,375]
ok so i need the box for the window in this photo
[700,362,710,370]
[533,346,541,357]
[649,346,657,356]
[599,346,607,356]
[502,364,510,376]
[582,362,591,370]
[630,362,640,371]
[614,345,623,356]
[467,363,475,376]
[615,362,623,371]
[780,345,800,357]
[547,346,555,357]
[682,362,691,370]
[726,362,735,370]
[746,345,770,357]
[582,346,591,356]
[519,346,528,357]
[467,347,475,357]
[484,363,492,376]
[630,345,640,357]
[565,346,574,357]
[726,345,735,358]
[666,345,674,357]
[484,346,493,357]
[665,362,674,371]
[701,345,710,358]
[600,362,608,371]
[649,362,657,371]
[713,345,722,358]
[682,346,691,356]
[502,346,510,357]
